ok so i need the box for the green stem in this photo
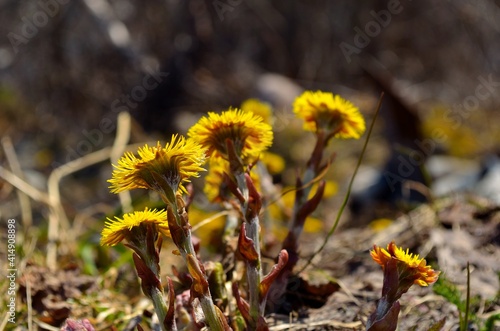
[167,200,226,331]
[150,286,170,331]
[246,214,262,324]
[235,172,262,327]
[131,241,171,331]
[235,170,249,202]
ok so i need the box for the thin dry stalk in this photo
[110,112,133,213]
[45,112,139,270]
[46,146,112,270]
[0,166,50,204]
[2,136,33,228]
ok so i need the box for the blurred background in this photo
[0,0,499,235]
[1,1,500,328]
[2,0,500,224]
[1,0,499,226]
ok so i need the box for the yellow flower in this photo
[241,98,273,124]
[108,134,206,195]
[371,241,440,286]
[204,156,230,202]
[369,218,394,232]
[309,180,338,198]
[293,90,365,139]
[187,108,273,162]
[101,208,169,246]
[260,151,285,175]
[188,207,226,244]
[303,216,324,233]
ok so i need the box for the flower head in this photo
[371,241,440,287]
[187,108,273,163]
[101,208,169,246]
[293,90,365,139]
[108,135,206,197]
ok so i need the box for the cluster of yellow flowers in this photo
[101,90,366,245]
[99,89,439,330]
[100,88,438,280]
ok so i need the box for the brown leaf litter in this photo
[268,193,499,330]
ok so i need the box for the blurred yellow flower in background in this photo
[293,90,365,139]
[316,180,338,198]
[204,155,261,202]
[241,98,273,124]
[369,218,394,232]
[422,106,480,157]
[267,180,338,239]
[259,151,285,175]
[188,207,227,245]
[108,135,206,195]
[204,156,230,202]
[240,98,285,174]
[101,208,169,246]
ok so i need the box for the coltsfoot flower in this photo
[108,134,206,196]
[367,241,440,330]
[187,108,273,163]
[101,208,169,246]
[293,90,365,139]
[371,241,440,287]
